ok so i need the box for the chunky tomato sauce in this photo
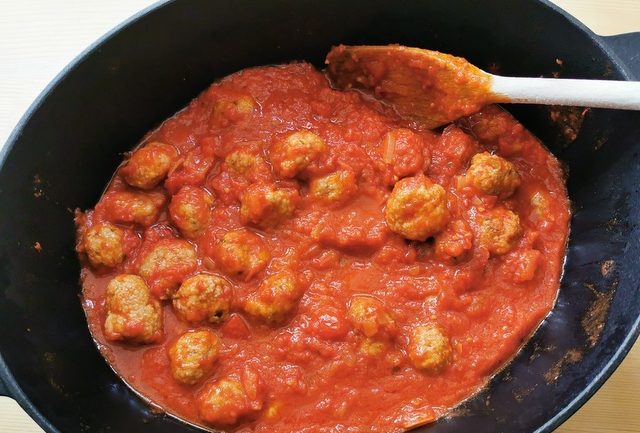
[77,62,569,433]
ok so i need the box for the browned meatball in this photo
[244,271,302,323]
[83,222,124,267]
[120,142,178,190]
[464,152,520,199]
[210,94,256,128]
[198,378,254,426]
[476,208,522,255]
[358,338,387,357]
[210,229,270,281]
[168,329,220,385]
[138,238,198,299]
[347,296,396,339]
[240,183,298,228]
[384,175,448,241]
[379,128,427,178]
[407,324,452,372]
[225,150,265,176]
[270,130,326,178]
[308,169,357,204]
[104,274,162,344]
[173,274,233,323]
[169,186,214,238]
[98,190,166,227]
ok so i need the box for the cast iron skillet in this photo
[1,1,639,432]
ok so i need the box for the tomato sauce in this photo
[77,62,570,433]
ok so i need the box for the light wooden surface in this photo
[0,1,639,432]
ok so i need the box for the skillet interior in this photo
[0,1,639,432]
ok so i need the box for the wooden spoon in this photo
[326,44,640,129]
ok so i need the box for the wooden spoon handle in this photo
[491,75,640,110]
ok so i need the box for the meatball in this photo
[240,183,298,228]
[408,324,452,372]
[380,128,427,178]
[476,208,522,255]
[384,175,448,241]
[358,338,386,357]
[308,169,357,204]
[198,378,254,426]
[120,142,178,190]
[169,186,214,238]
[104,274,162,344]
[138,239,198,299]
[270,130,326,178]
[434,219,474,260]
[210,94,256,128]
[98,190,165,227]
[464,152,520,199]
[168,329,220,385]
[210,229,270,281]
[347,296,396,339]
[225,150,265,177]
[244,271,302,323]
[173,274,233,323]
[507,249,542,283]
[83,222,124,267]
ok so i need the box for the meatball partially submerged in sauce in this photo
[408,324,452,373]
[210,93,256,128]
[104,274,162,344]
[97,190,165,227]
[169,186,214,238]
[168,329,220,385]
[347,296,396,339]
[240,183,298,228]
[138,238,198,299]
[208,229,270,281]
[464,152,520,198]
[309,169,357,205]
[120,142,178,190]
[385,175,448,241]
[476,207,522,255]
[244,270,302,323]
[270,130,326,178]
[198,378,256,426]
[83,222,125,268]
[173,274,233,323]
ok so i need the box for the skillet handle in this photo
[603,32,640,79]
[0,377,10,397]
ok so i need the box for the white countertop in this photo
[1,1,639,432]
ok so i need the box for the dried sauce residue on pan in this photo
[33,173,44,198]
[513,384,538,403]
[581,279,617,349]
[544,349,583,383]
[548,106,589,145]
[600,260,616,278]
[528,342,557,363]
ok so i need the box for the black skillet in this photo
[1,1,639,432]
